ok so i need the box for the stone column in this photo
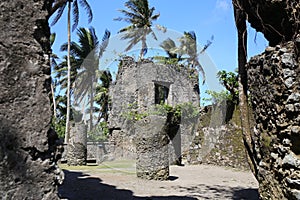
[67,122,87,166]
[135,115,170,180]
[0,0,60,199]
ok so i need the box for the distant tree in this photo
[217,70,238,103]
[51,0,93,144]
[115,0,162,59]
[95,70,112,123]
[157,31,213,84]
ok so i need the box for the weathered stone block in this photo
[135,115,170,180]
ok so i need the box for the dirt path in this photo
[58,161,259,200]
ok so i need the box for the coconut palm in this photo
[61,27,111,131]
[95,70,112,123]
[177,31,206,83]
[115,0,161,59]
[51,0,93,144]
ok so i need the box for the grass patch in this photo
[59,159,136,174]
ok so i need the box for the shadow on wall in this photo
[58,170,197,200]
[0,118,28,185]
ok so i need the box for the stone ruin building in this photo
[107,57,200,169]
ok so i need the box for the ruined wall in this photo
[108,57,199,161]
[0,0,61,199]
[187,106,250,170]
[247,41,300,199]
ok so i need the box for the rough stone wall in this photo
[108,57,199,161]
[187,106,250,170]
[0,0,61,199]
[135,115,170,180]
[235,0,300,46]
[247,41,300,199]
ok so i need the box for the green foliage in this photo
[203,70,239,105]
[203,90,233,104]
[51,116,66,139]
[122,102,199,121]
[87,121,109,142]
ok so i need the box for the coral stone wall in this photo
[247,41,300,199]
[0,0,60,199]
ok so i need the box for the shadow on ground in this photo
[169,184,259,200]
[58,170,259,200]
[58,170,197,200]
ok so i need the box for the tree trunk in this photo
[233,0,257,177]
[65,0,72,144]
[51,81,57,118]
[89,79,94,131]
[0,0,60,198]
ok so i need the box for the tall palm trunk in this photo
[51,82,57,118]
[233,0,257,177]
[65,0,72,144]
[140,34,147,59]
[89,79,94,131]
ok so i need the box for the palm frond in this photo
[51,3,66,26]
[79,0,93,23]
[72,0,79,32]
[98,29,111,59]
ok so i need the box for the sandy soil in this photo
[58,162,259,200]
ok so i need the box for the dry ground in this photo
[58,160,259,200]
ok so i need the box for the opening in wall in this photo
[155,83,169,104]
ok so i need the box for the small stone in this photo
[284,77,294,88]
[271,152,279,159]
[266,46,275,52]
[287,93,300,103]
[282,68,295,79]
[283,139,291,146]
[286,104,295,112]
[291,189,300,199]
[281,53,295,68]
[291,126,300,134]
[280,48,288,53]
[282,153,300,167]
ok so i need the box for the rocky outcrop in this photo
[247,41,300,199]
[0,0,61,199]
[235,0,300,46]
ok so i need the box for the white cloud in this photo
[216,0,230,11]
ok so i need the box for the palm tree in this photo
[115,0,161,59]
[51,0,93,144]
[177,31,207,84]
[50,33,59,118]
[158,32,213,84]
[95,70,112,123]
[61,27,111,131]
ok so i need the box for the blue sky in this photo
[50,0,268,104]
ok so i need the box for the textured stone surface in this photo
[0,0,60,199]
[67,122,87,166]
[247,41,300,199]
[135,115,170,180]
[235,0,300,46]
[187,105,250,170]
[108,57,199,162]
